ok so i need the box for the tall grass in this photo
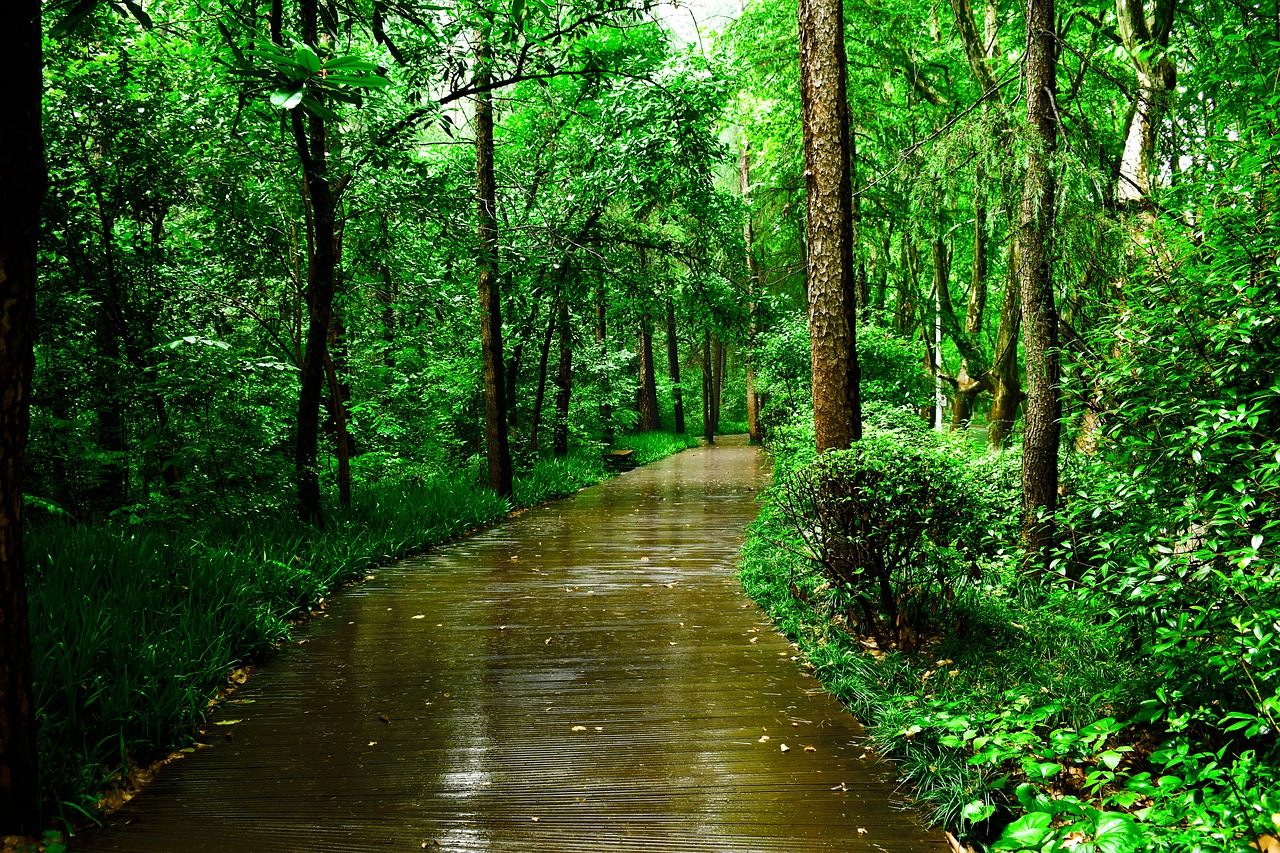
[26,431,695,823]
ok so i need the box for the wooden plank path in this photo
[75,436,946,853]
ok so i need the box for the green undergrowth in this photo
[742,438,1280,852]
[27,430,696,826]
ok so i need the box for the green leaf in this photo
[294,45,322,74]
[512,0,527,28]
[962,800,995,824]
[324,55,379,71]
[1093,813,1140,853]
[993,813,1052,850]
[270,84,305,110]
[323,73,390,88]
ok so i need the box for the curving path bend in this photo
[75,436,945,853]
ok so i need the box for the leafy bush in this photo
[772,426,988,650]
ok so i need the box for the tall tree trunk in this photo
[595,281,613,444]
[987,236,1022,449]
[505,295,530,431]
[741,141,764,444]
[324,350,352,507]
[798,0,862,451]
[637,311,660,432]
[1115,0,1176,207]
[701,331,714,444]
[529,306,555,454]
[710,337,722,435]
[0,0,44,832]
[1019,0,1062,575]
[288,0,340,524]
[553,296,572,457]
[474,30,513,498]
[666,302,685,434]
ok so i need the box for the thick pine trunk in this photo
[666,302,685,434]
[798,0,862,451]
[553,296,572,457]
[474,39,513,497]
[1019,0,1062,575]
[0,0,44,832]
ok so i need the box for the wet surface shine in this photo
[76,437,945,853]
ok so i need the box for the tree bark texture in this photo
[1019,0,1062,574]
[798,0,862,451]
[289,0,340,524]
[637,312,660,432]
[741,141,764,444]
[596,282,613,444]
[1115,0,1176,206]
[553,296,572,457]
[701,331,714,443]
[666,302,685,434]
[0,0,44,832]
[529,307,555,454]
[474,37,514,497]
[987,236,1022,449]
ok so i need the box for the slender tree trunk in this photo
[741,141,764,443]
[0,0,44,831]
[288,0,340,524]
[474,30,513,497]
[637,312,660,432]
[1115,0,1176,208]
[505,297,529,431]
[701,331,714,444]
[529,307,555,454]
[666,302,685,434]
[553,296,572,457]
[1019,0,1062,575]
[596,281,613,444]
[323,350,352,507]
[798,0,862,451]
[987,236,1022,449]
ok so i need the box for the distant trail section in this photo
[75,435,945,853]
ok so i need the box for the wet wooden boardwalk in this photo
[75,437,945,853]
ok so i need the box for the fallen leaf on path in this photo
[572,725,588,731]
[545,637,552,644]
[214,720,241,726]
[758,735,770,743]
[780,744,790,752]
[804,745,817,752]
[379,714,391,724]
[412,614,426,620]
[367,741,378,746]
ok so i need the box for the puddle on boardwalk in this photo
[75,436,945,853]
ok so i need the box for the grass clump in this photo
[27,431,694,825]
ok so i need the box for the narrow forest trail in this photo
[75,437,944,853]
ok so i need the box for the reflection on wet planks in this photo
[74,435,945,853]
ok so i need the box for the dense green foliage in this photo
[10,0,1278,841]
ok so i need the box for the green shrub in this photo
[772,427,988,650]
